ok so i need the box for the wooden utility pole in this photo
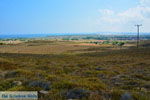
[135,24,142,48]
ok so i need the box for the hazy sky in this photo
[0,0,150,34]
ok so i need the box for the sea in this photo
[0,32,149,39]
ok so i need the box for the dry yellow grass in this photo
[0,40,112,54]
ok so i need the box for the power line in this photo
[135,24,142,48]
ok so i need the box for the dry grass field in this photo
[0,39,149,100]
[0,40,116,54]
[0,40,96,54]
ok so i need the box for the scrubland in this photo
[0,39,149,100]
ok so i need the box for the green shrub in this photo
[0,43,5,45]
[102,41,110,44]
[112,41,125,48]
[0,80,14,91]
[52,80,76,89]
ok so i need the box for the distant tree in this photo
[112,41,125,48]
[0,43,4,45]
[71,38,79,40]
[63,38,70,41]
[93,41,99,44]
[112,41,119,47]
[117,42,125,48]
[102,41,110,44]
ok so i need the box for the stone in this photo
[95,67,106,71]
[28,80,51,90]
[120,93,134,100]
[13,81,22,86]
[39,90,49,94]
[39,90,50,100]
[66,88,90,99]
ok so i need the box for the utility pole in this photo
[135,24,142,48]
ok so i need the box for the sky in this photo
[0,0,150,34]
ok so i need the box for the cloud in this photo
[140,0,150,6]
[98,0,150,32]
[99,9,114,16]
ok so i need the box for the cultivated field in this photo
[0,39,149,100]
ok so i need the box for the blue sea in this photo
[0,32,149,39]
[0,33,89,39]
